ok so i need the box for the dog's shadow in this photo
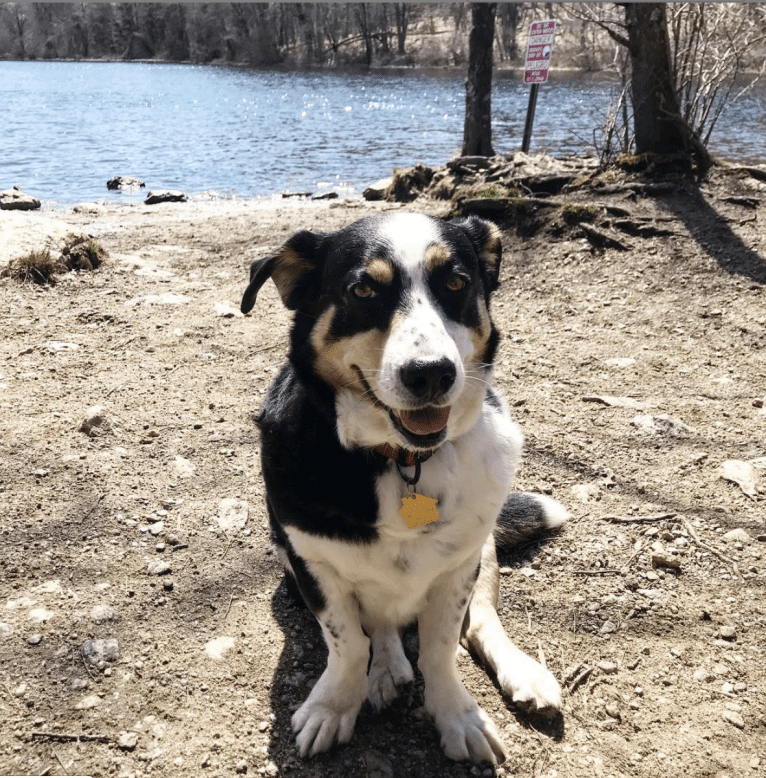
[264,545,564,777]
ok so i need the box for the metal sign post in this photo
[521,19,556,153]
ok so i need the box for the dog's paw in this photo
[499,654,562,715]
[368,652,414,711]
[427,684,507,764]
[292,675,366,757]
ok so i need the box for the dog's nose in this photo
[399,358,456,401]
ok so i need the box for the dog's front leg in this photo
[418,559,508,765]
[292,585,369,757]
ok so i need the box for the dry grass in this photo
[1,249,63,285]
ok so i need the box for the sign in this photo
[524,20,556,84]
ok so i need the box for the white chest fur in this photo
[285,399,522,628]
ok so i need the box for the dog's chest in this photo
[287,404,522,624]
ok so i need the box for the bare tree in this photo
[462,3,496,157]
[394,2,408,55]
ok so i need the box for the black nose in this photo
[399,358,456,401]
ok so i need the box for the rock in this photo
[73,202,107,215]
[75,694,102,710]
[214,301,243,318]
[722,710,745,729]
[605,702,621,720]
[27,633,43,645]
[0,622,13,638]
[363,177,393,201]
[78,405,110,437]
[147,560,171,576]
[693,668,714,683]
[1,185,40,211]
[311,191,338,200]
[651,550,683,570]
[91,604,116,624]
[718,624,736,640]
[118,731,139,750]
[71,678,88,691]
[631,414,696,437]
[149,521,165,536]
[173,456,196,478]
[144,190,187,205]
[364,749,395,778]
[600,620,618,635]
[1,210,90,268]
[723,528,752,544]
[598,660,618,674]
[216,498,249,532]
[82,637,119,667]
[570,483,600,503]
[107,176,145,190]
[204,636,236,660]
[235,759,249,774]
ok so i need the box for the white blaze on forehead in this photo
[378,213,444,278]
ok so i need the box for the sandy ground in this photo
[1,164,765,778]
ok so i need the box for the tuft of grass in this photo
[2,249,63,285]
[561,203,599,224]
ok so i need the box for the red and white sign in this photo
[524,20,556,84]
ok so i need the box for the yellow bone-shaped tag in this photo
[399,492,439,529]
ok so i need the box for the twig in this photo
[222,590,235,623]
[537,641,548,670]
[247,343,280,356]
[31,731,111,743]
[572,569,622,575]
[568,666,593,693]
[78,646,98,682]
[79,492,107,525]
[105,381,130,397]
[680,517,742,580]
[602,513,676,523]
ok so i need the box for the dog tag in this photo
[399,492,439,529]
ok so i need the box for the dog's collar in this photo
[372,443,434,487]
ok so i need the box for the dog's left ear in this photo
[241,230,327,314]
[450,215,502,293]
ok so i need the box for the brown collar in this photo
[373,443,434,468]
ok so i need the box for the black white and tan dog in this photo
[241,212,567,764]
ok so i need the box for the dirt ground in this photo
[1,158,765,778]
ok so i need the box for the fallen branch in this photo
[31,731,111,743]
[602,513,676,523]
[572,569,622,575]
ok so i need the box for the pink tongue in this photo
[399,406,451,435]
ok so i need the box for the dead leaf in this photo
[718,460,760,499]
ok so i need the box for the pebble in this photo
[600,620,617,635]
[149,521,165,536]
[162,578,174,591]
[75,694,102,710]
[605,702,621,720]
[79,405,109,437]
[91,604,116,624]
[693,668,714,683]
[216,498,249,532]
[27,633,43,646]
[722,710,745,729]
[204,636,236,660]
[82,637,119,667]
[718,625,736,640]
[118,731,139,750]
[598,660,618,675]
[147,560,171,575]
[235,759,249,774]
[71,678,89,691]
[258,720,270,733]
[13,683,27,697]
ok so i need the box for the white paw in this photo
[368,653,414,711]
[499,654,562,714]
[428,684,508,764]
[292,673,366,757]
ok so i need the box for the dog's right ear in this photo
[241,230,327,314]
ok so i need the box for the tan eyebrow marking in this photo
[425,243,451,272]
[365,258,395,285]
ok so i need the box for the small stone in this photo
[13,683,27,697]
[216,498,249,532]
[162,578,174,592]
[79,405,110,437]
[600,620,617,634]
[81,637,119,666]
[1,185,40,210]
[201,752,212,768]
[144,189,187,205]
[27,633,43,646]
[605,702,621,720]
[721,682,735,694]
[91,604,116,624]
[149,521,165,536]
[118,731,139,750]
[147,560,171,576]
[75,694,102,710]
[598,660,618,675]
[723,528,751,544]
[258,720,270,733]
[722,710,745,729]
[693,668,714,683]
[235,759,248,774]
[71,678,88,691]
[204,636,236,660]
[718,624,736,640]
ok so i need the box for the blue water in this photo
[1,61,764,206]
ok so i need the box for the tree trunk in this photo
[394,3,408,55]
[462,3,496,157]
[624,3,688,155]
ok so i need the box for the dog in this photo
[241,212,567,764]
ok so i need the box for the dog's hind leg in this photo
[366,622,414,710]
[461,538,562,715]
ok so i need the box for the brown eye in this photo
[445,274,466,292]
[353,283,375,298]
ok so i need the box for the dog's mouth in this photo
[352,365,451,448]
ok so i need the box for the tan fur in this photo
[272,247,311,303]
[425,242,451,272]
[366,258,395,286]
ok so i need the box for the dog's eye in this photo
[445,274,467,292]
[352,283,376,299]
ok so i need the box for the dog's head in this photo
[242,213,503,452]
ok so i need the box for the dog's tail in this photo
[494,492,569,550]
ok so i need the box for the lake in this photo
[1,61,765,207]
